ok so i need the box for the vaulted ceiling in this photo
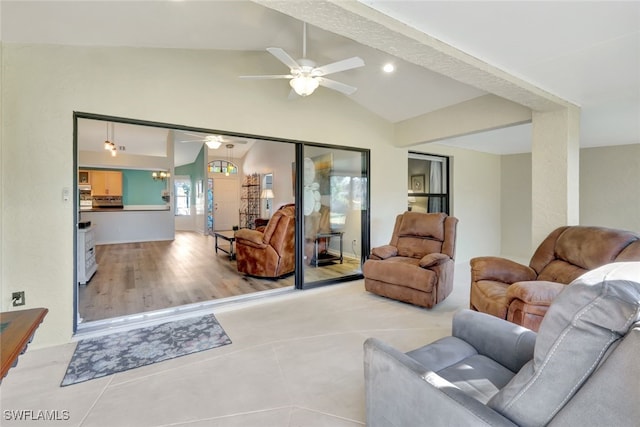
[2,1,638,155]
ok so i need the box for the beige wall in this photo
[501,153,532,258]
[500,144,640,258]
[580,144,640,231]
[411,143,503,262]
[1,44,402,347]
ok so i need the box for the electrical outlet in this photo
[12,291,25,307]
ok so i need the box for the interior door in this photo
[213,178,239,231]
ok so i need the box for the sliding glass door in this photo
[73,111,369,333]
[300,145,369,288]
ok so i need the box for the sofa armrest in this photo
[235,229,266,248]
[370,244,398,260]
[506,280,566,307]
[452,309,537,373]
[364,337,518,427]
[471,256,537,284]
[419,252,450,268]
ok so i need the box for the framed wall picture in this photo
[411,174,425,192]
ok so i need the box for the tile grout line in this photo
[291,405,366,425]
[271,343,296,408]
[149,406,295,427]
[77,374,115,427]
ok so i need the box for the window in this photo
[408,152,449,214]
[329,175,365,230]
[207,160,237,175]
[174,177,191,216]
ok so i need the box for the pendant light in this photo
[225,144,234,176]
[103,122,117,156]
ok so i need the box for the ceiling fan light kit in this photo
[240,22,364,98]
[290,75,320,96]
[205,136,222,149]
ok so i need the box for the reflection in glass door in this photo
[207,178,214,234]
[301,145,368,287]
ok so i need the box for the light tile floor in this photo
[0,264,472,427]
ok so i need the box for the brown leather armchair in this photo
[363,212,458,308]
[235,204,295,278]
[470,225,640,331]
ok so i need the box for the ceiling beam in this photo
[395,94,532,146]
[253,0,578,113]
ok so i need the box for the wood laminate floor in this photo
[78,231,361,322]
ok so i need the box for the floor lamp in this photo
[261,189,275,217]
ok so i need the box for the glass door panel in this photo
[301,145,368,287]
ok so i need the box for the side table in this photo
[313,231,344,267]
[214,230,236,260]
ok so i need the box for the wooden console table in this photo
[1,307,48,383]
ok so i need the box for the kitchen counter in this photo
[81,205,170,213]
[80,208,174,245]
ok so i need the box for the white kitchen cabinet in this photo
[77,226,98,285]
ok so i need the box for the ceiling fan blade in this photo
[179,139,207,143]
[318,78,358,96]
[239,74,293,80]
[314,57,364,76]
[181,131,209,138]
[266,47,301,71]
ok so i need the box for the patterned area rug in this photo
[61,314,231,386]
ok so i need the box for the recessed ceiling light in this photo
[383,63,395,73]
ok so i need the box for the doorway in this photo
[212,177,239,231]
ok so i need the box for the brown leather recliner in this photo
[235,204,295,278]
[363,212,458,308]
[470,225,640,331]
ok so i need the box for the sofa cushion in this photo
[395,213,445,258]
[470,280,510,319]
[536,259,586,284]
[396,212,447,240]
[408,336,516,405]
[396,237,443,259]
[438,355,516,404]
[488,262,640,426]
[554,226,639,270]
[363,257,436,292]
[419,253,449,268]
[371,245,398,260]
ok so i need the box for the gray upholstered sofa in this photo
[364,262,640,426]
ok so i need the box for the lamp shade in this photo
[261,189,275,199]
[290,76,319,96]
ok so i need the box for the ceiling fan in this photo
[177,132,247,149]
[240,22,365,97]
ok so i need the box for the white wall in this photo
[1,44,399,347]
